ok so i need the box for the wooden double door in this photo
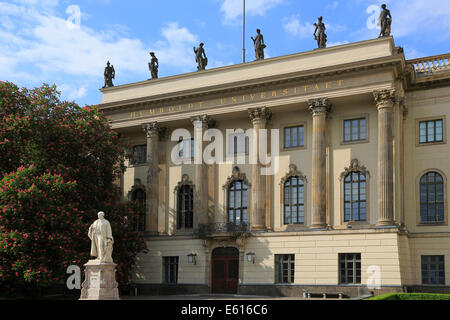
[211,247,239,294]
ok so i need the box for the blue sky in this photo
[1,0,449,106]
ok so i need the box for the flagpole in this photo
[243,0,246,63]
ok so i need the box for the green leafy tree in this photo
[0,82,147,296]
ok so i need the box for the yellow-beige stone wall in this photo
[122,82,450,290]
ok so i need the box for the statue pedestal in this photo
[80,260,120,300]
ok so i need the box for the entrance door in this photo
[211,247,239,294]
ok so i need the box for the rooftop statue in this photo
[314,16,327,49]
[378,4,392,38]
[88,211,114,263]
[148,52,159,80]
[103,61,115,88]
[194,43,208,71]
[251,29,266,61]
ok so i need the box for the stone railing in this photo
[197,222,249,237]
[407,54,450,77]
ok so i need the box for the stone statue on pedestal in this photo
[314,16,327,49]
[251,29,266,61]
[148,52,159,80]
[378,4,392,38]
[103,61,115,88]
[88,211,114,263]
[194,43,208,71]
[80,211,119,300]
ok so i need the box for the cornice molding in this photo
[99,56,403,113]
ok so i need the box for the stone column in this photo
[191,115,211,226]
[248,107,272,231]
[142,122,162,234]
[308,98,331,229]
[374,89,396,226]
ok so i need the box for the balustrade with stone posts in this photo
[408,53,450,77]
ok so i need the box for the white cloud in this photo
[354,0,450,41]
[218,0,284,24]
[0,1,202,104]
[59,84,88,101]
[327,40,349,47]
[282,15,314,39]
[387,0,450,38]
[150,22,199,73]
[326,1,339,9]
[0,2,148,86]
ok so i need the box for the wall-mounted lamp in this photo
[187,253,197,265]
[246,252,255,264]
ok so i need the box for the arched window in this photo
[284,176,305,224]
[420,172,445,223]
[228,180,248,224]
[344,172,367,222]
[177,184,194,229]
[131,188,146,231]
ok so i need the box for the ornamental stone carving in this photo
[280,164,308,185]
[190,115,215,128]
[339,159,370,181]
[174,174,194,193]
[223,166,251,190]
[308,98,331,116]
[248,107,272,125]
[373,89,396,109]
[142,122,167,140]
[142,122,160,137]
[127,179,146,201]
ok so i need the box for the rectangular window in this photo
[275,254,295,284]
[421,255,445,285]
[339,253,361,284]
[419,119,444,144]
[163,256,179,284]
[227,132,249,156]
[132,145,147,165]
[284,126,304,149]
[178,139,195,160]
[344,118,367,142]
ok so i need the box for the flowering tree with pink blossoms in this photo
[0,82,147,296]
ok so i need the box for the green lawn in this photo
[366,293,450,300]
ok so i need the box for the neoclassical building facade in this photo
[99,37,450,297]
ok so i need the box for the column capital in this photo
[248,107,272,124]
[142,122,166,139]
[142,122,160,136]
[308,97,331,116]
[190,114,215,128]
[373,89,396,109]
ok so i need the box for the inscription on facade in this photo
[121,79,344,122]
